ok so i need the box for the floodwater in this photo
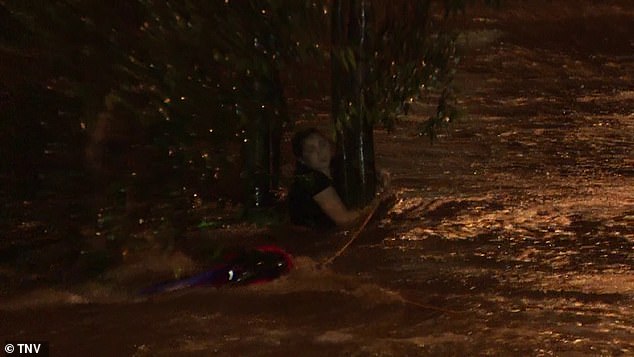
[2,1,633,355]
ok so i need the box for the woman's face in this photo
[301,133,331,171]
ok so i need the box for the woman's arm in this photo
[312,186,361,227]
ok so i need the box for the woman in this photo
[288,128,364,229]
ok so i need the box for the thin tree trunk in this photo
[332,0,377,208]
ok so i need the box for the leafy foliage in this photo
[1,0,476,239]
[329,0,474,206]
[1,0,327,196]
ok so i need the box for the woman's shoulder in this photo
[292,163,332,194]
[294,162,329,179]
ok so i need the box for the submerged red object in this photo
[141,245,293,295]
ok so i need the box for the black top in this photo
[288,162,336,229]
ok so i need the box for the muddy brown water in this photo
[2,1,633,356]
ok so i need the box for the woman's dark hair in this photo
[291,128,323,159]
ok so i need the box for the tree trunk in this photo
[331,0,377,208]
